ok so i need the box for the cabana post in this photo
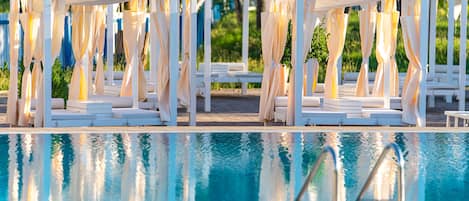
[293,0,305,126]
[458,0,467,111]
[190,0,198,126]
[169,0,181,126]
[106,5,115,85]
[203,0,212,112]
[150,0,159,93]
[42,0,53,127]
[418,0,430,127]
[242,0,249,94]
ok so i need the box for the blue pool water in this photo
[0,132,468,201]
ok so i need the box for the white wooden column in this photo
[428,0,438,79]
[241,0,249,94]
[459,0,467,111]
[150,0,159,92]
[428,0,438,108]
[190,0,198,126]
[418,0,430,127]
[447,0,456,81]
[42,0,53,128]
[204,0,212,112]
[294,0,304,125]
[106,5,115,85]
[40,0,53,199]
[169,0,181,126]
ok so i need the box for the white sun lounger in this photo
[445,111,469,127]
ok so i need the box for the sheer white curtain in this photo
[178,0,192,107]
[120,1,147,101]
[401,0,423,125]
[372,1,400,97]
[69,5,92,101]
[153,0,171,121]
[355,3,376,97]
[18,8,41,125]
[324,8,348,99]
[258,0,290,122]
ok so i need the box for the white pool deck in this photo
[0,126,467,134]
[1,89,468,128]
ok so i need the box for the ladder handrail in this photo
[295,146,340,201]
[355,143,405,201]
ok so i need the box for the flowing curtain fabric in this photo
[324,8,348,99]
[401,0,422,125]
[35,0,66,126]
[305,58,319,94]
[258,0,289,122]
[31,0,46,126]
[355,3,376,97]
[7,0,20,125]
[152,0,171,121]
[286,0,319,125]
[372,2,400,97]
[94,6,107,95]
[69,6,92,101]
[87,6,98,94]
[178,0,191,106]
[120,0,147,101]
[18,11,41,126]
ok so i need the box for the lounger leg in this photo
[429,95,435,108]
[446,115,450,127]
[241,83,247,95]
[446,95,453,103]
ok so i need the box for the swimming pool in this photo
[0,132,467,201]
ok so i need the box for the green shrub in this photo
[52,60,72,101]
[0,63,9,90]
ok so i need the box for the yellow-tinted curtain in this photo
[152,0,171,121]
[324,8,348,99]
[69,5,92,101]
[94,6,107,95]
[178,0,191,106]
[401,0,423,125]
[258,0,289,121]
[120,6,147,100]
[372,10,400,97]
[18,12,41,126]
[355,3,377,97]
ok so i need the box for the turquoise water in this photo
[0,132,468,201]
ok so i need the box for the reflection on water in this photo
[0,132,468,201]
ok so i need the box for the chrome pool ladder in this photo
[295,146,339,201]
[295,143,405,201]
[355,143,405,201]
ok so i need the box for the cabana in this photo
[427,0,467,111]
[198,0,262,112]
[7,0,188,127]
[260,0,440,127]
